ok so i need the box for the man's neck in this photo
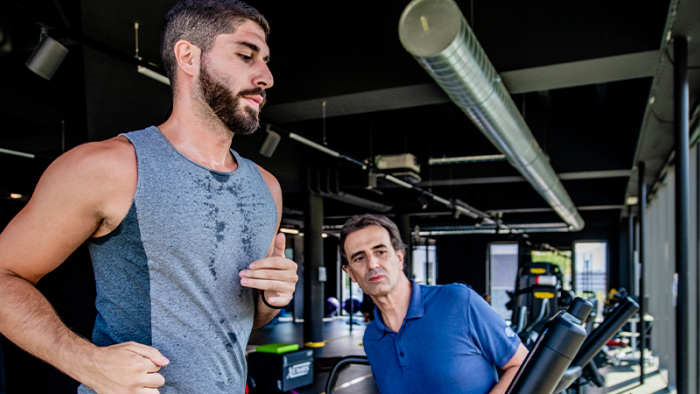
[158,96,237,172]
[373,276,412,333]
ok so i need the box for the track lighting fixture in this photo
[26,27,68,80]
[259,125,281,157]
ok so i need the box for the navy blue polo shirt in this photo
[363,280,521,394]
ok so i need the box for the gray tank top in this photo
[79,126,277,393]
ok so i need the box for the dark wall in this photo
[436,234,492,295]
[436,222,622,297]
[617,218,634,293]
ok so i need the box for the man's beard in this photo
[198,59,266,135]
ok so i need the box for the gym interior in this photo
[0,0,699,393]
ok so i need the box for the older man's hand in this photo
[239,233,298,307]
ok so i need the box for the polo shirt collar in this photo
[373,279,424,339]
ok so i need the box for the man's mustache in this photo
[238,88,267,109]
[365,268,387,281]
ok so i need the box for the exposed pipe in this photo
[673,36,689,394]
[266,120,508,228]
[308,169,393,213]
[419,222,569,236]
[398,0,584,231]
[428,154,506,165]
[0,147,34,159]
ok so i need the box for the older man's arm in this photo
[488,344,529,394]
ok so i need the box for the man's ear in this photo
[173,40,201,79]
[342,265,358,283]
[397,249,405,269]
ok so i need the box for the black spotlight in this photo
[26,27,68,80]
[259,125,281,157]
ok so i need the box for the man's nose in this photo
[253,62,274,89]
[367,255,380,270]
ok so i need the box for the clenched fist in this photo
[82,341,168,394]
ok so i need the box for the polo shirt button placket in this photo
[396,336,410,369]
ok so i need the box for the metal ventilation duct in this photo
[399,0,584,231]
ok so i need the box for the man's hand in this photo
[82,342,168,394]
[239,233,298,308]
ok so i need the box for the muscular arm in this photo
[489,344,528,394]
[0,139,167,393]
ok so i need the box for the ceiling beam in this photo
[420,169,632,187]
[263,83,450,123]
[263,51,657,123]
[486,205,625,214]
[501,50,657,94]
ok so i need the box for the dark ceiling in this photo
[2,0,696,244]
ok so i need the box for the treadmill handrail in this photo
[523,298,549,332]
[324,355,370,394]
[514,306,527,333]
[552,366,583,393]
[571,297,639,368]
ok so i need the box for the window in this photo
[413,245,436,285]
[574,242,607,320]
[489,243,519,321]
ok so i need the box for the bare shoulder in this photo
[257,165,281,200]
[0,136,137,282]
[48,136,135,180]
[257,165,282,229]
[31,136,137,233]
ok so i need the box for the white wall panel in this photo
[645,167,676,386]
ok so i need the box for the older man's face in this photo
[342,225,404,297]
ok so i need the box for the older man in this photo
[340,214,528,394]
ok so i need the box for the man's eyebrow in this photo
[350,243,388,261]
[350,250,365,261]
[236,41,270,62]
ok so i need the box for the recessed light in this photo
[279,228,299,235]
[10,193,22,199]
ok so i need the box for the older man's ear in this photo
[342,265,357,283]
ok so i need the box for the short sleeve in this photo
[465,287,521,368]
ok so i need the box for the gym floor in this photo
[583,361,671,394]
[248,316,379,394]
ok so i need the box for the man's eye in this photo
[239,54,252,62]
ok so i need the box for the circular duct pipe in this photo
[399,0,584,231]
